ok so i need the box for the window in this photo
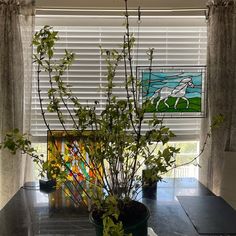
[31,13,206,179]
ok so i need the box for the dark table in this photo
[0,178,214,236]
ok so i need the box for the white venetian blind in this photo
[31,14,207,140]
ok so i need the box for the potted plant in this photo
[0,1,181,235]
[141,139,177,199]
[142,168,161,199]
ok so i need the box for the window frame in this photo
[31,13,207,142]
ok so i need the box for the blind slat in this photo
[31,19,206,140]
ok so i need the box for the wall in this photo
[221,152,236,209]
[36,0,207,9]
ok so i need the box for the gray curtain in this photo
[0,0,35,209]
[199,0,236,195]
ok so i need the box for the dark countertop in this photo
[0,178,213,236]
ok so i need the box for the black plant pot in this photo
[39,179,56,193]
[89,201,150,236]
[142,169,158,199]
[142,182,157,199]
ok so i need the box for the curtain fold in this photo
[199,0,236,195]
[0,0,35,209]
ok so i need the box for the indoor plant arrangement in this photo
[0,1,181,235]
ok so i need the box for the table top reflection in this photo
[0,178,213,236]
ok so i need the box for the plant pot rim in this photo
[89,201,150,231]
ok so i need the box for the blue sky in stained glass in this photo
[142,72,203,99]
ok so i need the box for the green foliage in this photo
[28,22,182,234]
[1,22,180,229]
[211,114,224,129]
[103,216,126,236]
[94,196,132,236]
[1,129,34,155]
[145,97,202,113]
[0,129,44,177]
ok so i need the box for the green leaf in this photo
[48,49,53,58]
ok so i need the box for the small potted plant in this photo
[142,167,162,199]
[141,143,177,199]
[0,1,181,235]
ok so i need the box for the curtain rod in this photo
[36,8,206,12]
[36,8,207,17]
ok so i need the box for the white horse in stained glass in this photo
[150,77,194,111]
